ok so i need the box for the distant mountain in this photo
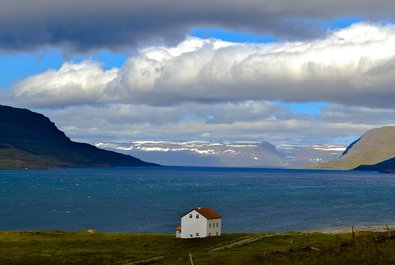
[278,144,346,168]
[0,105,157,169]
[95,141,286,167]
[94,141,345,168]
[315,126,395,170]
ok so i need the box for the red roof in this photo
[194,207,221,219]
[175,226,181,231]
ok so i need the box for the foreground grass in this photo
[1,230,395,264]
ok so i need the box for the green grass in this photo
[1,230,395,264]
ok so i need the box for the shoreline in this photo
[2,223,395,234]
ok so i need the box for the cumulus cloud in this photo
[5,23,395,145]
[6,23,395,109]
[321,104,395,124]
[8,61,117,107]
[1,0,395,51]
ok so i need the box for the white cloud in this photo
[4,23,395,145]
[6,23,395,109]
[321,104,395,124]
[40,101,385,145]
[9,61,117,107]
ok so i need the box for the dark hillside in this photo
[355,157,395,173]
[0,105,157,169]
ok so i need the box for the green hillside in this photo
[0,105,157,169]
[314,126,395,170]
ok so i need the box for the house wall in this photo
[206,218,222,237]
[181,210,208,239]
[180,210,222,239]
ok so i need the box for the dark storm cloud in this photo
[1,0,393,51]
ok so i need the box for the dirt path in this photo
[207,234,274,252]
[124,255,164,265]
[124,234,274,263]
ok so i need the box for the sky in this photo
[1,0,395,145]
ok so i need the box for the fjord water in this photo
[1,167,395,233]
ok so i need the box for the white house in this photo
[176,207,222,239]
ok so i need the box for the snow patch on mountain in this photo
[92,141,347,168]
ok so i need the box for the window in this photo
[209,224,211,228]
[209,233,211,236]
[196,214,199,219]
[189,214,193,218]
[216,232,218,236]
[216,223,219,227]
[196,233,199,237]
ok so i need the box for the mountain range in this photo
[93,141,346,168]
[1,104,395,172]
[0,105,156,169]
[96,126,395,172]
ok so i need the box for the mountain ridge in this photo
[94,141,345,168]
[314,126,395,170]
[0,105,157,169]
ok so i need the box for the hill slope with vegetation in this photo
[0,105,156,169]
[1,230,395,265]
[314,126,395,170]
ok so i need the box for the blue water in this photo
[1,167,395,233]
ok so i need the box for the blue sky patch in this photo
[190,28,276,43]
[71,50,128,70]
[0,49,63,89]
[0,49,128,89]
[329,17,363,29]
[191,17,364,44]
[277,102,328,116]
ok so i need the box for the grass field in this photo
[1,230,395,264]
